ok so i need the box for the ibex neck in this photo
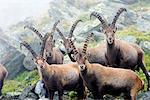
[68,52,76,62]
[37,61,49,80]
[84,60,91,69]
[106,41,115,53]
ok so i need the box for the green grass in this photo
[68,91,77,100]
[129,0,150,11]
[143,51,150,90]
[117,26,150,42]
[15,70,39,86]
[3,70,39,95]
[3,27,150,95]
[3,80,23,95]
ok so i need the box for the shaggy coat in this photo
[0,64,8,96]
[56,25,107,65]
[20,41,86,100]
[90,7,150,90]
[69,33,144,100]
[25,21,64,64]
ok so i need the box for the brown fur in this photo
[25,21,64,65]
[0,64,8,96]
[80,60,144,100]
[56,27,107,65]
[56,20,87,61]
[20,41,86,100]
[69,34,144,100]
[91,8,150,90]
[43,36,64,64]
[36,59,86,100]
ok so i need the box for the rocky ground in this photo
[0,0,150,99]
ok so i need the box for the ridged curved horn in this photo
[51,20,60,34]
[69,20,82,38]
[69,39,78,55]
[56,27,67,41]
[20,41,37,58]
[82,33,94,55]
[44,20,60,41]
[24,25,44,41]
[40,37,47,57]
[40,20,60,56]
[40,33,53,57]
[111,8,127,27]
[90,11,108,28]
[41,32,53,56]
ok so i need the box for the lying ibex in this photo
[69,33,144,100]
[0,64,8,96]
[20,41,86,100]
[24,21,64,64]
[56,20,107,65]
[90,8,150,90]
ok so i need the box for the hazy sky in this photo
[0,0,51,30]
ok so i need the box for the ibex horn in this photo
[69,20,82,38]
[24,25,44,41]
[82,33,94,55]
[111,8,127,27]
[90,11,108,28]
[20,41,38,58]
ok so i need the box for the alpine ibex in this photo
[69,33,144,100]
[20,41,86,100]
[56,20,107,65]
[56,20,83,61]
[0,64,8,96]
[90,8,150,90]
[24,21,64,64]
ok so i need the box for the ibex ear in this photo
[43,58,46,61]
[60,40,63,44]
[108,24,111,26]
[115,27,117,31]
[53,40,56,43]
[53,40,56,47]
[99,27,103,32]
[71,37,76,42]
[39,42,42,45]
[71,54,76,61]
[33,59,37,64]
[113,27,117,33]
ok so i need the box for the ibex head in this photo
[69,33,94,71]
[43,33,54,57]
[20,41,46,69]
[36,20,59,58]
[56,27,73,53]
[35,56,46,69]
[90,8,127,45]
[56,20,82,54]
[24,20,59,56]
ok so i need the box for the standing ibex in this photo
[56,20,82,62]
[24,21,64,64]
[69,33,144,100]
[56,20,107,65]
[0,64,8,97]
[90,8,150,90]
[20,41,86,100]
